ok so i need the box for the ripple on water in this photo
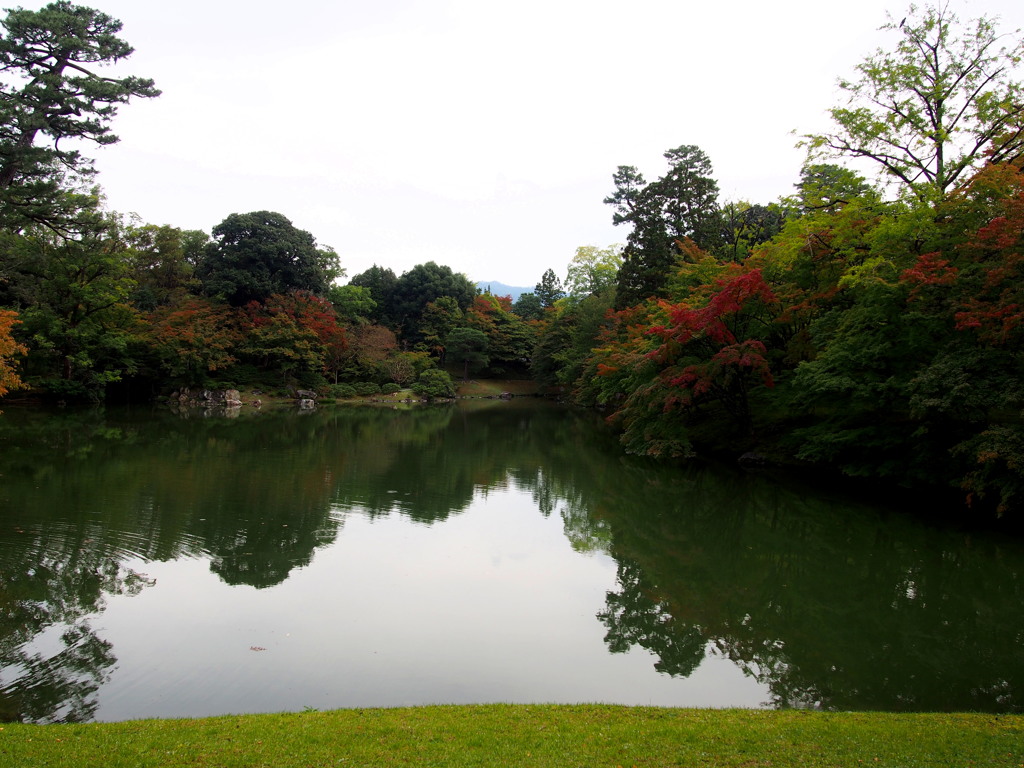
[0,518,209,564]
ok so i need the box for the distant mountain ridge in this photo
[475,281,531,302]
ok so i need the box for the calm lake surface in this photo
[1,398,1022,723]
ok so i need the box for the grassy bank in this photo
[1,705,1020,767]
[453,378,541,398]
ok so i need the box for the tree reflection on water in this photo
[0,543,154,723]
[0,400,1022,720]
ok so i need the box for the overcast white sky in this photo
[20,0,1024,287]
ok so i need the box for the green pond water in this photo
[0,398,1021,723]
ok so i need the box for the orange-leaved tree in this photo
[146,297,242,386]
[0,309,28,397]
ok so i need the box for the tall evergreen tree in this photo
[608,145,721,308]
[0,2,159,231]
[534,268,565,308]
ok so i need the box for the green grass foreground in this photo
[1,705,1021,767]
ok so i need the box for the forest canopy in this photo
[1,2,1023,518]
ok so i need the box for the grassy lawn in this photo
[310,379,541,405]
[454,378,541,398]
[1,705,1020,767]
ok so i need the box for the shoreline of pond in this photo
[4,378,1021,529]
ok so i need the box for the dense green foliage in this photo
[445,326,489,379]
[2,2,1023,517]
[520,4,1024,518]
[537,157,1024,516]
[197,212,339,306]
[0,0,522,400]
[387,261,477,334]
[412,368,456,399]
